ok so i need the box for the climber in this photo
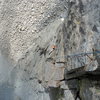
[51,45,57,50]
[49,45,57,55]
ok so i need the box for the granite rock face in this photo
[0,0,100,100]
[64,0,100,72]
[63,0,100,100]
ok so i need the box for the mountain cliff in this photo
[0,0,100,100]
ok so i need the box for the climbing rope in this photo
[53,51,100,67]
[54,51,100,59]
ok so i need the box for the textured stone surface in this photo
[63,0,100,100]
[0,0,68,99]
[64,0,100,73]
[0,0,68,62]
[0,0,100,100]
[80,79,100,100]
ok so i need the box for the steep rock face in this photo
[80,79,100,100]
[0,0,100,100]
[63,0,100,100]
[0,0,68,100]
[0,0,68,62]
[64,0,100,72]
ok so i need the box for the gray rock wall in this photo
[0,0,67,99]
[0,0,100,100]
[63,0,100,100]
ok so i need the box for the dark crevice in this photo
[75,90,82,100]
[78,0,84,14]
[48,87,64,100]
[79,27,85,35]
[66,72,100,81]
[92,25,98,32]
[39,46,48,56]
